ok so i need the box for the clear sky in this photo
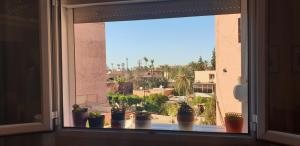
[105,16,215,69]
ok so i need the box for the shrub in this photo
[144,94,169,113]
[107,93,142,108]
[188,96,208,106]
[202,97,216,125]
[160,103,180,116]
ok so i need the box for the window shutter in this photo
[65,0,241,23]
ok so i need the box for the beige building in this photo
[194,71,216,83]
[215,14,243,127]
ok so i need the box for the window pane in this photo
[0,0,42,125]
[63,14,248,133]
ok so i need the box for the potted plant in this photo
[224,112,243,133]
[135,106,151,129]
[177,102,195,131]
[72,104,88,128]
[88,111,105,128]
[111,103,126,128]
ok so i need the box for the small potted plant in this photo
[111,103,126,128]
[224,112,243,133]
[135,106,151,129]
[72,104,88,128]
[88,111,105,128]
[177,102,195,131]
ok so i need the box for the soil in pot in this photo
[88,115,105,128]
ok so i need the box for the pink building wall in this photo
[74,23,108,106]
[215,14,242,126]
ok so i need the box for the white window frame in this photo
[0,0,54,136]
[56,0,266,145]
[255,0,300,145]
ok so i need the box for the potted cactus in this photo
[88,111,105,128]
[177,102,195,131]
[111,103,126,128]
[72,104,88,128]
[135,106,151,129]
[224,112,243,133]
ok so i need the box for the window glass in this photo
[0,0,42,125]
[63,14,248,133]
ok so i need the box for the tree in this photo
[111,63,114,71]
[198,57,207,71]
[121,63,125,71]
[143,57,149,67]
[117,64,121,71]
[150,59,154,69]
[210,48,216,70]
[174,71,191,96]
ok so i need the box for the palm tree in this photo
[150,59,154,69]
[117,64,121,71]
[121,63,125,71]
[174,72,191,96]
[143,57,148,67]
[111,63,114,71]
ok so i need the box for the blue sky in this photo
[105,16,215,69]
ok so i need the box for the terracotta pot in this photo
[177,114,194,131]
[88,115,105,128]
[72,111,88,128]
[225,118,243,133]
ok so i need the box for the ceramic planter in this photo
[225,118,243,133]
[88,115,105,128]
[177,114,194,131]
[135,112,151,129]
[111,109,125,128]
[72,110,88,128]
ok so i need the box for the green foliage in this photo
[135,111,152,120]
[107,93,142,107]
[202,97,216,125]
[72,104,87,112]
[174,72,191,96]
[133,77,168,90]
[160,103,180,116]
[177,102,194,116]
[114,76,126,83]
[210,48,216,70]
[144,94,169,113]
[89,111,101,118]
[189,96,208,106]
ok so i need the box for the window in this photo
[61,0,249,134]
[0,0,53,136]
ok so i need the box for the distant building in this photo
[194,71,216,83]
[193,71,216,97]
